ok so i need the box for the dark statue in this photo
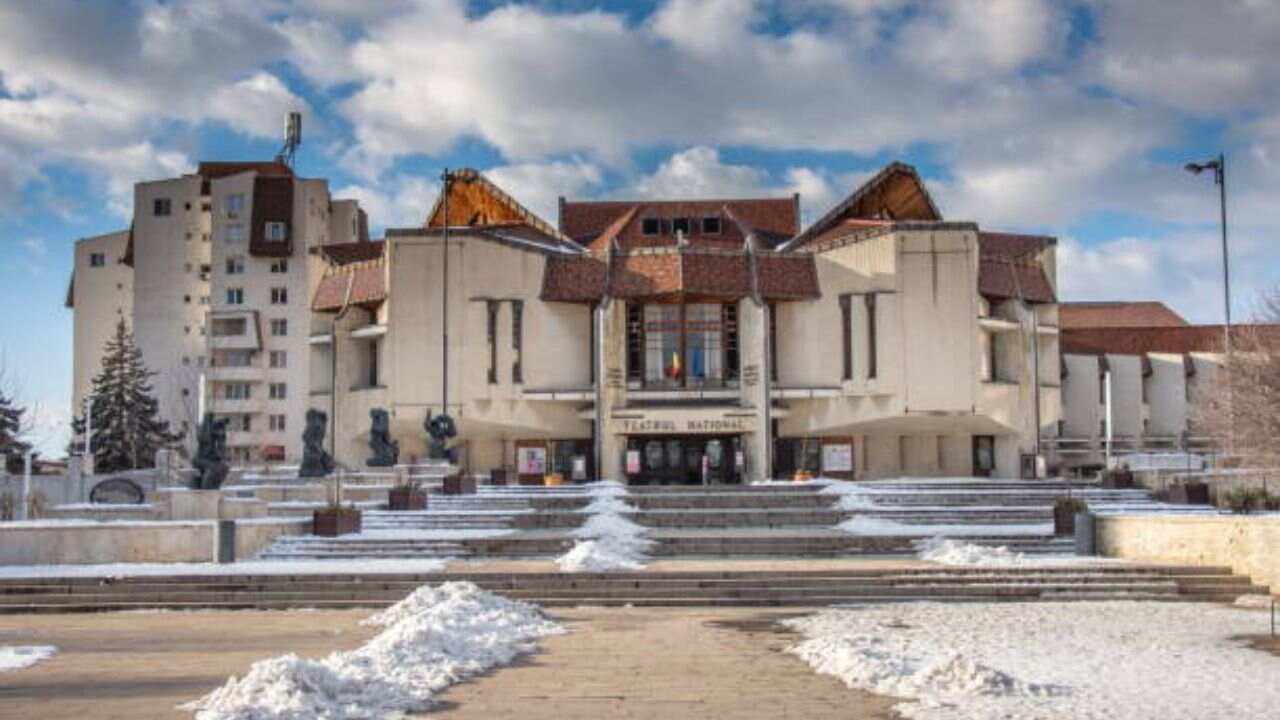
[367,408,399,467]
[191,414,229,490]
[424,411,457,462]
[299,409,335,478]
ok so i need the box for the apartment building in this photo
[65,230,133,419]
[69,161,367,464]
[316,163,1060,480]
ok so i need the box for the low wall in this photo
[1096,514,1280,591]
[0,518,310,566]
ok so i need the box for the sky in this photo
[2,0,1279,456]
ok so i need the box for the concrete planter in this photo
[313,507,362,537]
[1101,469,1135,489]
[518,475,546,487]
[387,486,428,511]
[442,475,478,496]
[1168,482,1210,505]
[489,468,510,486]
[1053,500,1087,536]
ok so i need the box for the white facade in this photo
[67,230,133,419]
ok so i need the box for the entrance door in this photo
[973,435,995,477]
[627,436,741,485]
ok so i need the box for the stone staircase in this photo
[0,566,1265,613]
[251,479,1218,561]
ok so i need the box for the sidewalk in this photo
[434,606,897,719]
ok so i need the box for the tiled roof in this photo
[197,161,293,194]
[1062,325,1280,355]
[384,223,580,256]
[977,232,1056,304]
[757,254,821,299]
[540,247,819,303]
[320,240,386,266]
[541,255,609,302]
[560,197,798,251]
[1060,302,1188,329]
[249,176,293,258]
[313,258,386,312]
[785,162,942,250]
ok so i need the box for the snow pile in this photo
[837,515,1053,537]
[819,481,885,511]
[1234,594,1275,610]
[0,645,57,672]
[916,537,1031,567]
[183,581,562,719]
[0,558,450,580]
[785,601,1280,719]
[1118,453,1204,471]
[556,481,652,572]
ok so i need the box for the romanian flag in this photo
[669,351,682,378]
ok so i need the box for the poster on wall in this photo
[822,443,853,473]
[625,450,641,475]
[517,446,547,475]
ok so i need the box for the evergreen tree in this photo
[70,320,181,472]
[0,386,31,474]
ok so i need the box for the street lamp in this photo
[1183,153,1231,352]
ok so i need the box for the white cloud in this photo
[205,73,311,139]
[335,175,438,231]
[21,238,47,258]
[485,159,603,224]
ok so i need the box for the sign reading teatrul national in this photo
[615,415,753,435]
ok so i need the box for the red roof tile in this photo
[561,198,797,251]
[757,254,821,299]
[978,232,1056,304]
[541,255,608,302]
[312,259,386,312]
[320,241,385,266]
[1062,325,1280,355]
[1060,302,1188,329]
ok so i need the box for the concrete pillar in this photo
[598,300,627,481]
[215,520,237,563]
[738,298,770,482]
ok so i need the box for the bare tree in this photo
[1193,288,1280,468]
[0,352,37,473]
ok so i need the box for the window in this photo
[702,216,721,235]
[987,333,999,382]
[367,341,379,388]
[626,303,644,381]
[209,316,244,335]
[237,415,251,432]
[214,350,252,367]
[723,304,739,382]
[225,224,244,243]
[640,303,732,388]
[270,318,287,336]
[641,218,661,236]
[183,294,191,304]
[839,294,852,381]
[265,222,288,242]
[225,255,245,275]
[672,217,691,236]
[486,300,499,384]
[269,414,286,432]
[199,295,210,305]
[270,287,288,305]
[89,252,106,267]
[511,300,524,384]
[769,302,778,382]
[865,293,878,380]
[225,193,245,218]
[270,259,288,273]
[226,287,244,305]
[269,382,287,400]
[153,198,171,216]
[269,350,287,368]
[222,383,251,400]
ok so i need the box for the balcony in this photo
[206,365,264,383]
[209,398,262,415]
[208,309,262,351]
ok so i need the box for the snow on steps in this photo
[0,566,1265,613]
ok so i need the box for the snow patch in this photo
[916,538,1032,567]
[0,558,449,580]
[1234,594,1276,610]
[0,645,57,672]
[184,581,562,719]
[557,481,651,573]
[786,601,1280,719]
[837,515,1053,537]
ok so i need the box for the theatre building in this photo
[314,163,1060,482]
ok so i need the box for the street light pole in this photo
[1184,153,1232,353]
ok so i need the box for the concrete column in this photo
[598,300,627,481]
[738,298,770,482]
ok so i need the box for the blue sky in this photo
[2,0,1279,455]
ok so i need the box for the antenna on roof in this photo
[277,111,302,167]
